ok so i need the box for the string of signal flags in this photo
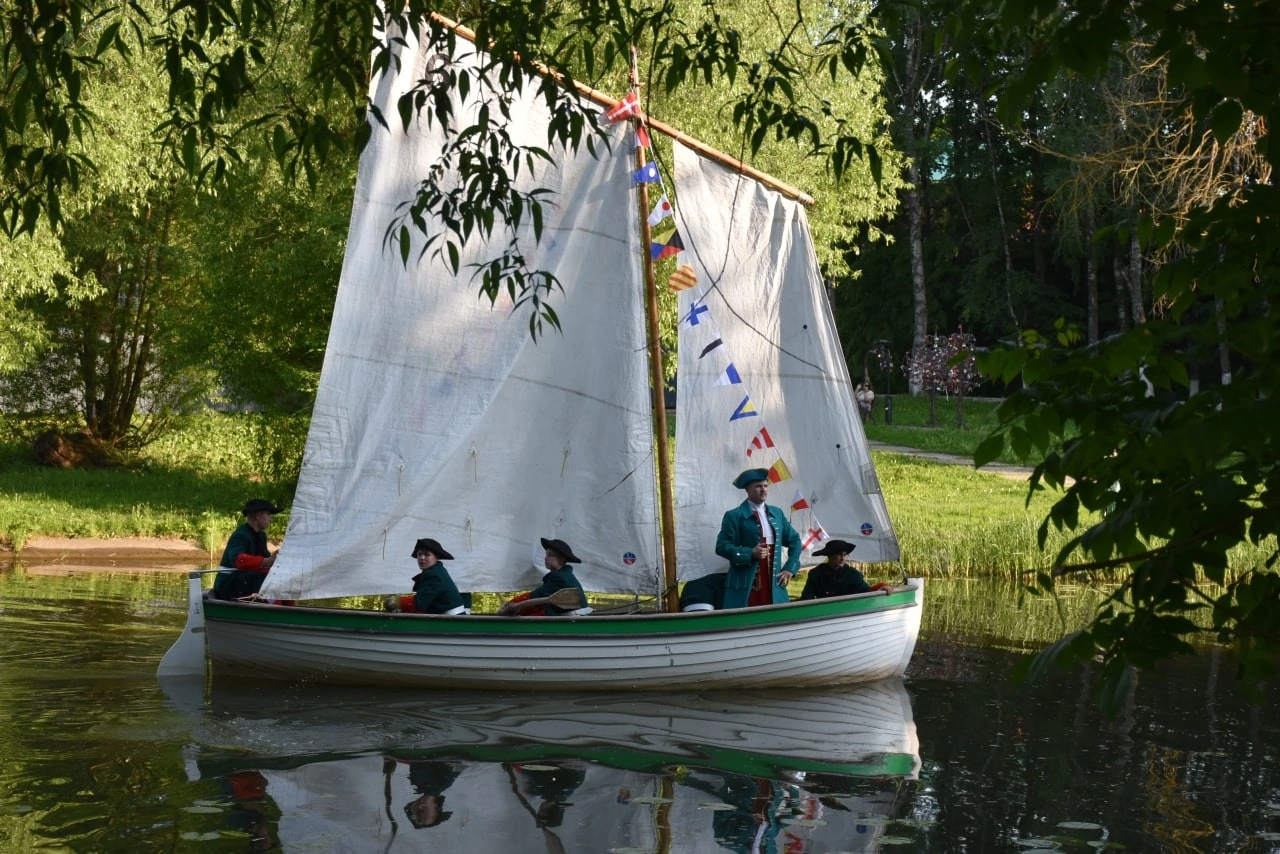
[601,93,833,552]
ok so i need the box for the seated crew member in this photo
[679,572,728,611]
[498,537,591,616]
[799,539,871,599]
[385,538,468,614]
[213,498,281,600]
[714,469,802,608]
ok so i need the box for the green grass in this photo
[863,394,1012,460]
[0,412,296,551]
[4,408,1266,582]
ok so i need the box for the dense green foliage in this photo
[963,0,1280,706]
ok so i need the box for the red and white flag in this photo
[745,427,774,457]
[791,489,810,512]
[604,91,641,122]
[647,194,673,227]
[801,521,829,551]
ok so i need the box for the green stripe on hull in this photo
[203,589,918,636]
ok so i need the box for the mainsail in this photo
[672,141,900,575]
[262,30,661,600]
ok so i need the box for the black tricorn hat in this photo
[242,498,281,515]
[813,539,856,557]
[540,537,581,564]
[411,538,455,560]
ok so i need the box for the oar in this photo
[501,588,586,615]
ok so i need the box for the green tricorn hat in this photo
[732,468,770,489]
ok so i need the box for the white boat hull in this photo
[199,580,923,691]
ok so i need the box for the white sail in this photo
[672,140,900,577]
[262,29,660,600]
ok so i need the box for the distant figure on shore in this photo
[715,469,801,608]
[799,539,871,600]
[854,381,875,424]
[384,538,469,614]
[213,499,280,600]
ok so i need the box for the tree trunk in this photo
[1128,224,1146,325]
[1113,253,1129,332]
[1085,206,1099,344]
[1215,296,1231,385]
[907,172,927,395]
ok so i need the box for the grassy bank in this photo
[13,409,1262,583]
[0,413,298,552]
[0,409,1069,579]
[863,393,1009,460]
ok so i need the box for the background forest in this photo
[9,0,1259,447]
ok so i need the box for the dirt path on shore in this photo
[868,441,1035,480]
[3,445,1033,563]
[5,536,209,567]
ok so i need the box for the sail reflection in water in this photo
[178,679,919,852]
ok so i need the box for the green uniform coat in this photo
[714,501,801,608]
[530,566,588,615]
[411,563,466,614]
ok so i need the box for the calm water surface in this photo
[1,564,1278,852]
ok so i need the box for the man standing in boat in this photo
[715,469,802,607]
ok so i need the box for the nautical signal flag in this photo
[802,522,829,551]
[730,396,758,421]
[767,459,792,483]
[635,124,651,150]
[791,489,810,511]
[633,161,661,184]
[668,264,698,293]
[746,427,774,457]
[605,91,641,122]
[698,337,722,358]
[647,194,674,226]
[684,301,709,327]
[650,229,684,260]
[714,364,742,386]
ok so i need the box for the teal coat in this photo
[714,501,801,608]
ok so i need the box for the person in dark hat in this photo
[799,539,871,600]
[679,571,728,611]
[498,537,590,616]
[213,499,282,600]
[397,759,460,829]
[714,469,802,608]
[510,761,587,829]
[385,538,468,614]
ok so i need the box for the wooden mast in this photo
[630,47,681,612]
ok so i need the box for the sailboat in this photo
[158,16,922,690]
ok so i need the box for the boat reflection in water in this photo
[171,678,920,852]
